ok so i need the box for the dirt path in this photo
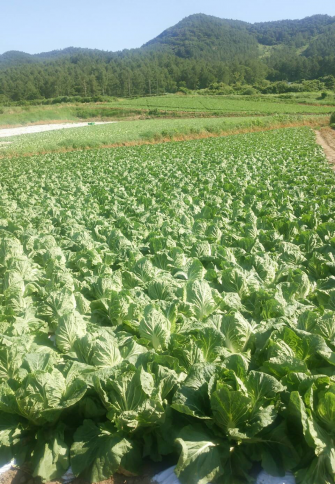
[0,122,117,138]
[315,128,335,167]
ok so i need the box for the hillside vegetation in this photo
[1,14,335,101]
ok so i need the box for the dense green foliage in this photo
[0,128,335,483]
[1,14,335,102]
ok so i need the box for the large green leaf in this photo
[186,280,217,320]
[14,369,86,425]
[211,384,252,433]
[94,367,165,431]
[220,312,252,354]
[172,364,215,419]
[0,413,23,466]
[139,306,171,350]
[317,392,335,434]
[246,371,285,407]
[71,420,141,482]
[55,311,87,353]
[32,424,69,482]
[175,426,228,484]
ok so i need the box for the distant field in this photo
[0,93,334,127]
[109,94,335,114]
[0,114,328,156]
[269,91,335,105]
[0,104,142,127]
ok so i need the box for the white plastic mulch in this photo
[152,466,296,484]
[153,466,180,484]
[0,461,14,475]
[256,470,296,484]
[62,467,76,483]
[0,121,117,138]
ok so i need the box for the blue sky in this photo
[1,0,335,55]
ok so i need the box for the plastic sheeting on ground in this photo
[62,466,76,483]
[152,466,296,484]
[256,470,296,484]
[153,466,181,484]
[0,460,15,475]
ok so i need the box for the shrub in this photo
[177,87,192,94]
[330,112,335,126]
[242,88,257,96]
[148,108,159,116]
[140,131,155,141]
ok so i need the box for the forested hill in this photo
[143,15,259,62]
[1,13,335,101]
[250,14,335,49]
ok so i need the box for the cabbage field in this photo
[0,114,325,157]
[1,127,335,484]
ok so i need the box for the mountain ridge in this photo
[1,13,335,101]
[1,13,335,62]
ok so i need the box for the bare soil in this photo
[315,127,335,167]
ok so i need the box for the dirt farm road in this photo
[315,127,335,167]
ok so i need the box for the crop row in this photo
[0,114,326,157]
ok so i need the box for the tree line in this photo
[1,51,335,102]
